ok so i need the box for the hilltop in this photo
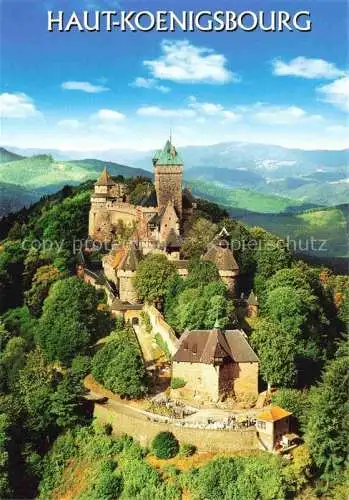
[0,150,151,216]
[0,147,24,163]
[229,204,349,261]
[0,151,150,190]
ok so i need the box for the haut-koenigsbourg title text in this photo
[48,10,312,33]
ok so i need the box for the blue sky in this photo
[1,0,348,151]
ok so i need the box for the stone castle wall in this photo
[233,363,259,398]
[89,202,138,240]
[154,165,183,218]
[94,403,258,453]
[172,361,220,402]
[144,304,179,355]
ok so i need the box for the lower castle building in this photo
[172,326,259,402]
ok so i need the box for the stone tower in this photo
[117,244,141,303]
[153,139,183,218]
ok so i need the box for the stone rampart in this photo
[94,403,258,452]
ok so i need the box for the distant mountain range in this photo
[0,145,347,259]
[3,141,348,207]
[0,150,151,215]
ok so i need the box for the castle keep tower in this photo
[153,139,183,219]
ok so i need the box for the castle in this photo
[83,139,264,405]
[88,138,240,306]
[89,138,194,247]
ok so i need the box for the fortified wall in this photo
[143,303,179,356]
[94,403,258,453]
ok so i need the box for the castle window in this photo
[192,344,197,354]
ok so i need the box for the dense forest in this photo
[0,177,348,499]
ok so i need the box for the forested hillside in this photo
[0,177,347,499]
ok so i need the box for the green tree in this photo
[173,282,235,332]
[264,286,318,337]
[252,232,292,295]
[37,277,112,365]
[0,242,27,311]
[50,372,86,429]
[25,264,64,317]
[265,266,313,295]
[338,288,349,330]
[7,221,23,240]
[1,306,38,347]
[92,332,147,398]
[152,432,179,459]
[22,250,50,290]
[271,389,310,428]
[102,344,147,398]
[133,254,176,306]
[18,348,56,435]
[163,274,186,328]
[39,190,90,252]
[186,258,219,288]
[189,455,287,500]
[181,217,217,259]
[18,348,88,439]
[71,355,91,379]
[0,413,10,499]
[251,319,297,388]
[0,336,27,392]
[0,270,13,314]
[218,218,256,275]
[282,445,313,495]
[305,349,349,485]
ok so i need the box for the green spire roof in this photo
[153,139,183,166]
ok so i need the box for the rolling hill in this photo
[0,147,347,259]
[189,179,314,213]
[188,179,348,258]
[0,152,151,191]
[0,182,40,216]
[3,142,348,206]
[0,147,24,163]
[228,204,348,258]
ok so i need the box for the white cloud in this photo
[144,40,238,84]
[92,108,125,121]
[317,76,349,112]
[222,110,240,121]
[188,96,240,121]
[244,103,323,125]
[188,97,224,115]
[136,106,196,118]
[0,92,40,118]
[272,56,344,79]
[130,77,170,93]
[61,81,109,93]
[57,119,81,129]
